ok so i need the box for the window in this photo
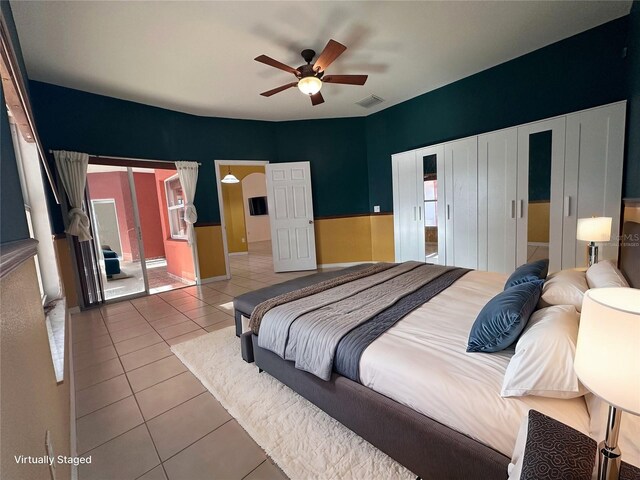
[423,179,438,227]
[164,174,188,240]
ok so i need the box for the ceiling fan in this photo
[255,39,368,106]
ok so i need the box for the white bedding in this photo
[359,270,591,457]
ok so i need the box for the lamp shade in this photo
[574,288,640,415]
[297,76,322,95]
[221,173,239,184]
[576,217,612,242]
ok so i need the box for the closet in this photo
[392,101,626,273]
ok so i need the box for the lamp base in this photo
[588,242,599,267]
[597,405,622,480]
[598,441,621,480]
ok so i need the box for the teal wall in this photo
[625,1,640,199]
[1,84,30,243]
[275,118,368,216]
[365,17,629,212]
[26,12,636,233]
[29,82,369,232]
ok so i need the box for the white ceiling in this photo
[11,1,631,121]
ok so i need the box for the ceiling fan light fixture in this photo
[297,76,322,95]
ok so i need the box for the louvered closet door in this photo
[478,128,518,273]
[444,137,478,269]
[392,151,423,262]
[563,102,626,268]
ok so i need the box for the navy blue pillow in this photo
[467,280,543,353]
[504,259,549,289]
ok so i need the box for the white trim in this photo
[199,274,229,284]
[318,261,379,269]
[228,251,248,256]
[214,160,269,280]
[67,307,78,480]
[527,242,550,247]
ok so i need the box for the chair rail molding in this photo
[0,238,38,279]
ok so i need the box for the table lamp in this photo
[574,288,640,480]
[576,217,612,266]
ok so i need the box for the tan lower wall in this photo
[527,202,550,243]
[371,214,394,262]
[624,205,640,223]
[314,216,373,265]
[54,237,78,309]
[196,225,227,279]
[1,259,71,480]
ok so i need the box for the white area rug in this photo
[171,326,414,480]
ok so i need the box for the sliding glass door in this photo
[86,165,148,301]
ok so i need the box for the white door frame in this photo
[214,160,269,279]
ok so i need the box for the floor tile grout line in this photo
[158,417,235,465]
[241,460,267,480]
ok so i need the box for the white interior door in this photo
[444,137,478,269]
[478,128,518,273]
[563,102,626,268]
[266,162,317,272]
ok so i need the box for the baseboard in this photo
[527,242,549,247]
[318,261,378,268]
[228,252,248,256]
[200,275,229,284]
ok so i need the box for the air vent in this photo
[356,95,384,109]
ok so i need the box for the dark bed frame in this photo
[236,221,640,480]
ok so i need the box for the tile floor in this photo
[71,241,315,479]
[103,258,196,301]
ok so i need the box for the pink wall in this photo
[133,173,166,259]
[87,171,166,261]
[87,172,138,261]
[154,170,195,281]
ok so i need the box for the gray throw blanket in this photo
[258,262,455,380]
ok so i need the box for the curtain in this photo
[175,161,199,245]
[53,150,92,242]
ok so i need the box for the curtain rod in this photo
[48,151,201,166]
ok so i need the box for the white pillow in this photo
[539,269,589,312]
[501,305,586,398]
[585,393,640,469]
[586,260,629,289]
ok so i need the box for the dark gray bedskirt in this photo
[252,334,510,480]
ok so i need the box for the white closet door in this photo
[392,151,423,262]
[416,145,445,265]
[444,137,478,269]
[516,117,566,273]
[563,102,626,268]
[478,128,518,273]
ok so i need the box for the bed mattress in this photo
[359,270,591,457]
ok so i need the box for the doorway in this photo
[215,161,273,278]
[86,163,197,301]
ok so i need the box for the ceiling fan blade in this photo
[313,39,347,72]
[260,82,298,97]
[310,92,325,106]
[323,75,368,85]
[254,55,299,75]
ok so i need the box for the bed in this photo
[233,221,640,480]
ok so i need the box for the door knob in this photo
[309,220,313,224]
